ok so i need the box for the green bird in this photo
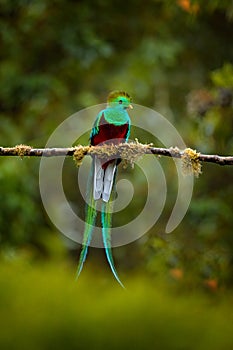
[76,91,133,287]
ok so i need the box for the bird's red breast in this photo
[91,113,129,146]
[91,113,129,169]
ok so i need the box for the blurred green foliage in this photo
[0,1,233,343]
[0,257,233,350]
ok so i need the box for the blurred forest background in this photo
[0,0,233,349]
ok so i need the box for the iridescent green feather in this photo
[76,164,97,279]
[101,189,125,288]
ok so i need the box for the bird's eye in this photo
[119,100,123,104]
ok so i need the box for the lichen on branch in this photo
[87,139,153,168]
[181,148,202,177]
[73,146,91,166]
[0,143,233,168]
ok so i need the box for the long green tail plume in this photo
[76,164,97,279]
[76,163,124,288]
[101,198,125,289]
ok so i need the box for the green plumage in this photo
[76,164,97,279]
[101,191,125,288]
[76,91,132,288]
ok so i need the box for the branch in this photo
[149,147,233,166]
[0,143,233,177]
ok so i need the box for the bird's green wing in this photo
[90,110,103,141]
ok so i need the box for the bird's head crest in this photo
[107,90,133,109]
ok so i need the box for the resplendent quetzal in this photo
[76,91,132,287]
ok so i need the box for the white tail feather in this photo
[93,157,104,200]
[102,162,116,202]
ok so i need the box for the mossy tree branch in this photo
[0,143,233,177]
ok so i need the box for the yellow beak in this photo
[128,104,133,109]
